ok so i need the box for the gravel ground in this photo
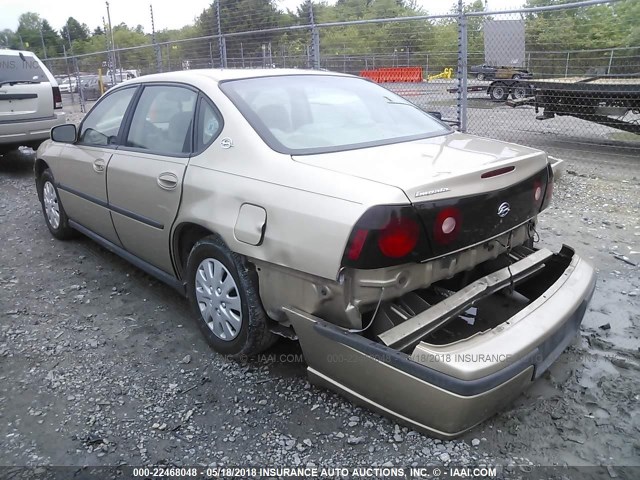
[1,97,639,476]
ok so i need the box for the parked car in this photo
[34,69,595,438]
[0,49,65,155]
[470,64,533,81]
[79,76,115,100]
[58,77,78,93]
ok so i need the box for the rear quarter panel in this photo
[175,82,409,280]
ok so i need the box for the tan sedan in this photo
[35,69,595,438]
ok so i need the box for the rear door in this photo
[54,86,138,245]
[106,84,200,274]
[0,52,52,123]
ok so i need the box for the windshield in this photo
[220,75,450,155]
[0,54,48,83]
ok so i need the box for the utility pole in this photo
[215,0,227,68]
[309,1,320,70]
[39,28,47,61]
[106,2,117,84]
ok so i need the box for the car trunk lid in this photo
[292,132,548,201]
[293,132,551,259]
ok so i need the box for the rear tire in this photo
[511,85,528,100]
[37,169,75,240]
[186,235,276,358]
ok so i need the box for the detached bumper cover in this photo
[285,246,596,438]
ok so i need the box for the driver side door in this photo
[54,86,138,245]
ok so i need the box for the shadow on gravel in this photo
[0,148,36,175]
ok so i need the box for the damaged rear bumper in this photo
[285,246,596,438]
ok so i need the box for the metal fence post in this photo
[457,0,468,133]
[607,49,614,74]
[150,4,163,73]
[565,51,570,77]
[65,24,85,113]
[215,0,227,68]
[309,2,320,69]
[62,44,75,105]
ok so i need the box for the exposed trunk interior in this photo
[361,246,573,350]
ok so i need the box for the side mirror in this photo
[51,124,77,143]
[427,111,442,120]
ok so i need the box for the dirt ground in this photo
[1,100,639,476]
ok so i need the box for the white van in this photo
[0,49,65,155]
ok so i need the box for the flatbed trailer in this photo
[525,76,640,134]
[448,79,534,101]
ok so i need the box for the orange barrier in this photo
[359,67,423,83]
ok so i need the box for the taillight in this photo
[377,217,420,258]
[52,86,62,109]
[433,206,462,245]
[540,164,554,211]
[347,229,369,261]
[341,205,430,269]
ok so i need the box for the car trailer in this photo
[508,76,640,135]
[448,79,534,102]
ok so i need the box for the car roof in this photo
[125,68,353,86]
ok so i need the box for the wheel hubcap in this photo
[43,181,60,229]
[195,258,242,341]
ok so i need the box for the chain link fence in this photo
[42,0,639,153]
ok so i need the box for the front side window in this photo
[79,87,137,146]
[126,85,197,154]
[219,75,450,155]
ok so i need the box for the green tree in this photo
[61,17,90,43]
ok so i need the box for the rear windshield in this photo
[0,54,48,83]
[219,75,450,155]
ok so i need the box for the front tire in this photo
[489,83,508,102]
[37,169,75,240]
[186,235,276,358]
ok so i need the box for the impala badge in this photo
[415,187,450,198]
[497,202,511,218]
[220,137,233,149]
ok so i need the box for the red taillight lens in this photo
[347,229,369,261]
[52,86,62,109]
[377,217,420,258]
[434,207,462,245]
[533,179,543,202]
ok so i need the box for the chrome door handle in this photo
[93,159,106,173]
[157,172,179,190]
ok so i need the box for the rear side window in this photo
[195,98,223,151]
[0,54,48,83]
[79,87,137,146]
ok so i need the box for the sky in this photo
[1,0,523,33]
